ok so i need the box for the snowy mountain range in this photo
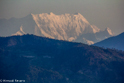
[0,12,114,44]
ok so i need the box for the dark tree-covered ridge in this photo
[0,34,124,83]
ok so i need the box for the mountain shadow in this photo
[0,34,124,83]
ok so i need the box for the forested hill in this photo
[0,34,124,83]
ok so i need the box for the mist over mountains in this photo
[0,13,114,45]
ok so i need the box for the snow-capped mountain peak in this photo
[49,12,55,15]
[12,26,26,36]
[31,13,93,40]
[91,25,100,33]
[105,27,114,36]
[1,12,114,45]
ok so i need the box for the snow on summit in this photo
[12,26,26,36]
[1,12,114,45]
[31,13,97,41]
[105,27,114,36]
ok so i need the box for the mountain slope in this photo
[0,14,36,36]
[0,13,114,44]
[0,34,124,83]
[12,26,26,35]
[94,32,124,50]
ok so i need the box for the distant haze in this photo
[0,0,124,35]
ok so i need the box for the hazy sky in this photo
[0,0,124,35]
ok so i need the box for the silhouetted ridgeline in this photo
[0,34,124,83]
[94,32,124,51]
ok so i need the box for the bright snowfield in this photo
[1,12,114,45]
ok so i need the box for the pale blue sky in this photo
[0,0,124,35]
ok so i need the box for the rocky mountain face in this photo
[0,13,114,44]
[0,35,124,83]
